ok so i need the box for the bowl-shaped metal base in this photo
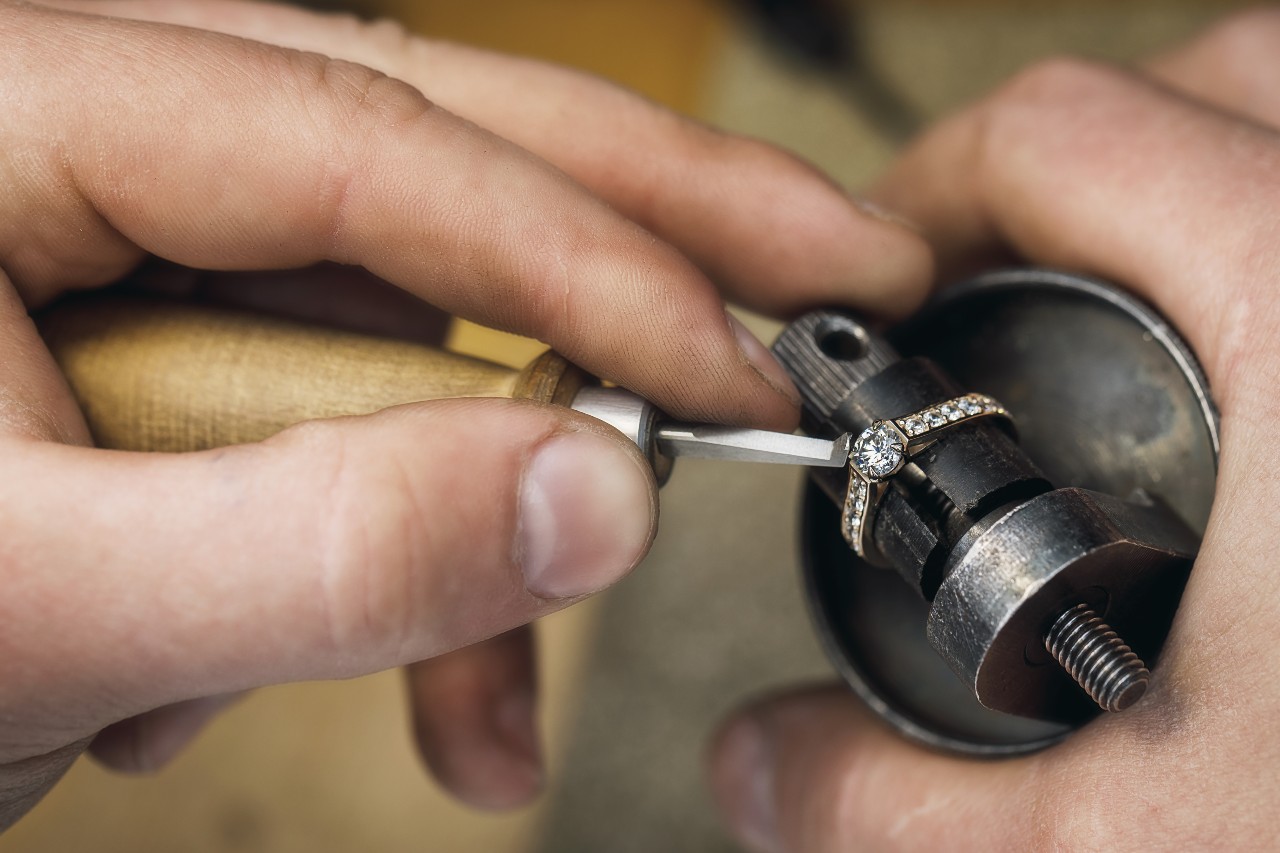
[801,270,1218,755]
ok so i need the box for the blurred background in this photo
[8,1,1252,851]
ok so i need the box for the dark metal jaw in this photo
[779,269,1218,754]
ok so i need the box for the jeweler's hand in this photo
[708,9,1280,851]
[0,0,930,828]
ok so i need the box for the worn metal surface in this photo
[895,270,1218,532]
[788,269,1219,754]
[930,487,1196,720]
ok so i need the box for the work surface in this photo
[7,1,1247,851]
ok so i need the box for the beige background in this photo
[7,2,1250,851]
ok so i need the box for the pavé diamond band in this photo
[841,394,1012,558]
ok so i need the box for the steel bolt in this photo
[1045,603,1151,712]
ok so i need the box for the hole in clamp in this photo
[815,316,870,361]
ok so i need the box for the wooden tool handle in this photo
[36,296,587,452]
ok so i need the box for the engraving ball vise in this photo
[780,270,1217,754]
[37,269,1217,755]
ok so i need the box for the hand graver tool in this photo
[37,268,1217,755]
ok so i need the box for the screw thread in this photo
[1045,603,1150,712]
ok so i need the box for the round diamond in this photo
[940,402,964,421]
[902,415,926,436]
[923,409,947,429]
[958,397,982,416]
[852,423,904,479]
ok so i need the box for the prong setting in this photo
[851,421,907,481]
[841,394,1012,559]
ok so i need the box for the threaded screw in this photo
[1044,603,1150,712]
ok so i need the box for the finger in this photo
[0,274,89,445]
[0,397,656,762]
[871,58,1280,397]
[0,269,96,819]
[35,0,933,318]
[1145,8,1280,129]
[125,260,452,345]
[4,4,800,430]
[708,687,1042,853]
[405,627,541,811]
[88,693,245,773]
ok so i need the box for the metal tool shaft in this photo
[570,385,851,471]
[655,423,851,468]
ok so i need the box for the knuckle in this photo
[1196,7,1280,59]
[360,15,426,67]
[286,9,434,83]
[511,237,577,343]
[688,124,818,185]
[973,56,1134,185]
[279,420,426,666]
[283,51,435,250]
[508,211,702,353]
[301,53,436,133]
[995,55,1126,110]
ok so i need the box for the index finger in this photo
[37,0,935,321]
[872,57,1280,398]
[5,4,801,428]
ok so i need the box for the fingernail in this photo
[850,194,922,233]
[517,431,656,599]
[493,688,543,787]
[728,312,801,406]
[714,715,780,853]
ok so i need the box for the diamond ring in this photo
[841,394,1012,559]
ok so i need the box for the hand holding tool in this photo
[36,296,851,475]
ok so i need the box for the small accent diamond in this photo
[940,402,964,422]
[852,423,904,480]
[842,472,868,546]
[958,396,982,416]
[902,415,926,436]
[923,409,946,429]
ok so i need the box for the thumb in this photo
[708,687,1043,853]
[0,398,655,759]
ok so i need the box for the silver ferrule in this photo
[569,385,673,484]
